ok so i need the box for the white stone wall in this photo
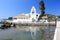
[12,18,32,23]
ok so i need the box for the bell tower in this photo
[30,6,36,22]
[31,6,36,14]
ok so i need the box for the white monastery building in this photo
[12,6,40,23]
[7,6,48,23]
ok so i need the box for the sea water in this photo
[0,25,56,40]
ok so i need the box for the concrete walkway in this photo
[53,21,60,40]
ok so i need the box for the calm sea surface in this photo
[0,25,56,40]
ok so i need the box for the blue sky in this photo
[0,0,60,19]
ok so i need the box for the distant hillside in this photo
[44,14,56,18]
[44,14,56,16]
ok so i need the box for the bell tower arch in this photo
[30,6,37,22]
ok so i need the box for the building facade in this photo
[12,6,40,23]
[6,6,48,23]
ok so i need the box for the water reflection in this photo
[29,27,39,40]
[0,26,55,40]
[16,26,40,40]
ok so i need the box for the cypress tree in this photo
[38,0,45,21]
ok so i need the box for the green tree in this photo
[58,16,60,18]
[8,17,13,20]
[38,0,45,21]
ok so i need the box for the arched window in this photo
[32,9,35,14]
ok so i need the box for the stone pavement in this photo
[53,21,60,40]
